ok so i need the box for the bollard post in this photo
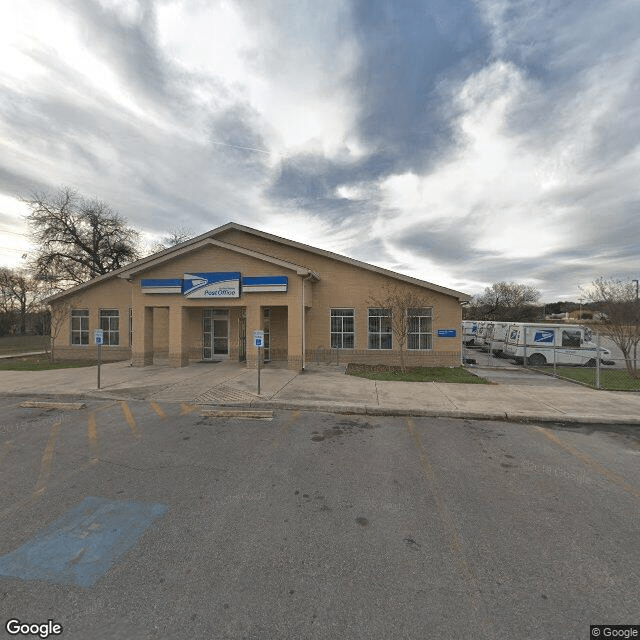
[257,345,261,396]
[596,331,601,389]
[253,330,265,395]
[97,343,102,389]
[94,329,104,389]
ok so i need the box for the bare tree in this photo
[367,283,437,372]
[149,226,194,254]
[0,268,40,335]
[587,277,640,378]
[467,281,540,321]
[24,187,140,286]
[47,300,72,363]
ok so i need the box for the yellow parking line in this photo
[406,417,494,638]
[407,418,478,587]
[180,403,197,415]
[534,426,640,500]
[120,401,140,439]
[87,412,99,464]
[150,401,168,420]
[33,421,63,496]
[2,458,96,519]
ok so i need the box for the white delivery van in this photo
[462,320,480,346]
[474,321,487,347]
[502,323,613,366]
[476,322,492,351]
[483,322,510,356]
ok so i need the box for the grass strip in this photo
[0,357,95,371]
[0,335,49,354]
[553,367,640,391]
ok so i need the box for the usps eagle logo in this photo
[534,330,555,343]
[182,273,240,298]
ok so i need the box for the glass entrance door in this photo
[203,310,229,359]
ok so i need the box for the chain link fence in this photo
[462,322,640,391]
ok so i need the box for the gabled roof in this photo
[45,222,471,302]
[214,223,471,301]
[118,237,320,279]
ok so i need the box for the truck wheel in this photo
[528,353,546,366]
[584,358,596,367]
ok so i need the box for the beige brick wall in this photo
[219,228,463,364]
[50,277,132,362]
[50,231,464,368]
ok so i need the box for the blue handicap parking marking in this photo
[0,497,167,587]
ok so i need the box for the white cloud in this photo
[379,61,562,258]
[0,195,32,268]
[156,0,361,157]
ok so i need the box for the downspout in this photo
[301,274,306,371]
[301,272,315,372]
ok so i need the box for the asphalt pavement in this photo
[1,358,639,425]
[1,400,638,639]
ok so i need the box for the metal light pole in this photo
[633,280,639,375]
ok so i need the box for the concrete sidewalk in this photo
[1,359,639,425]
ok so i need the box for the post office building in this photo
[47,223,471,370]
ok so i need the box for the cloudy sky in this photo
[1,0,638,301]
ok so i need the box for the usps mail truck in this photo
[502,323,613,366]
[480,322,510,356]
[462,320,480,346]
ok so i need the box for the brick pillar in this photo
[287,302,303,371]
[132,306,154,367]
[169,305,189,367]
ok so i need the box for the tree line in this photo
[2,186,639,376]
[1,187,190,337]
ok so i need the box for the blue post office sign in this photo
[437,329,457,338]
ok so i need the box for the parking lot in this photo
[1,397,639,639]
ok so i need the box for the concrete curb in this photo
[4,391,640,427]
[216,399,640,426]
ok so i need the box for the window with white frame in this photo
[71,309,89,345]
[368,308,392,349]
[99,309,119,346]
[330,309,354,348]
[407,307,433,350]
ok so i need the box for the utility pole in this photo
[633,280,639,375]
